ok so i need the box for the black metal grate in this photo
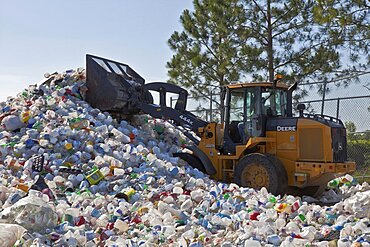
[332,127,348,163]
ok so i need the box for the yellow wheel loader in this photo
[85,54,355,196]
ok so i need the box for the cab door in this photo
[244,87,262,138]
[223,86,262,147]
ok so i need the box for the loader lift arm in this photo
[139,82,208,133]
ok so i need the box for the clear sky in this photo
[0,0,193,101]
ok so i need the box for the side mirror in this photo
[220,87,227,123]
[297,103,306,117]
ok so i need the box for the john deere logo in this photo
[277,126,296,132]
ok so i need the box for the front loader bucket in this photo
[85,54,149,115]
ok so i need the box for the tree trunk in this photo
[266,0,274,83]
[266,0,276,113]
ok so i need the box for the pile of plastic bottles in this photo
[0,69,368,247]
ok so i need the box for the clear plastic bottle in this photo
[114,218,129,233]
[2,190,26,208]
[243,239,262,247]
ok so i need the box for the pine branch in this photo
[195,62,222,84]
[250,0,268,21]
[271,5,292,27]
[243,25,269,45]
[273,38,339,71]
[348,7,368,16]
[299,71,370,85]
[191,84,222,106]
[294,40,333,58]
[199,38,220,62]
[272,22,307,39]
[245,19,268,31]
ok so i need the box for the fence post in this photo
[210,90,213,122]
[336,98,340,119]
[321,81,327,115]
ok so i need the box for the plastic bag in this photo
[1,115,25,131]
[0,191,58,232]
[0,223,26,247]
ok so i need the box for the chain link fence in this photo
[299,75,370,182]
[171,74,370,181]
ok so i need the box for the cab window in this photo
[261,88,287,116]
[229,90,244,122]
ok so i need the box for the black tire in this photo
[234,153,281,195]
[265,155,288,196]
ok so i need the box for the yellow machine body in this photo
[193,82,355,193]
[196,121,355,189]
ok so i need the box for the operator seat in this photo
[237,122,250,144]
[229,121,242,143]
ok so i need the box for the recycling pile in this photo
[0,69,369,247]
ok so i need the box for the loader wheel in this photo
[266,155,288,195]
[234,153,281,195]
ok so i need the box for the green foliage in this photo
[345,121,370,174]
[242,0,343,84]
[313,0,370,66]
[347,138,370,170]
[167,0,369,102]
[345,121,357,139]
[167,0,249,99]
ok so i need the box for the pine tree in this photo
[243,0,343,83]
[313,0,370,112]
[313,0,370,65]
[167,0,369,102]
[167,0,251,101]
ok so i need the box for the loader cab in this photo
[222,82,292,154]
